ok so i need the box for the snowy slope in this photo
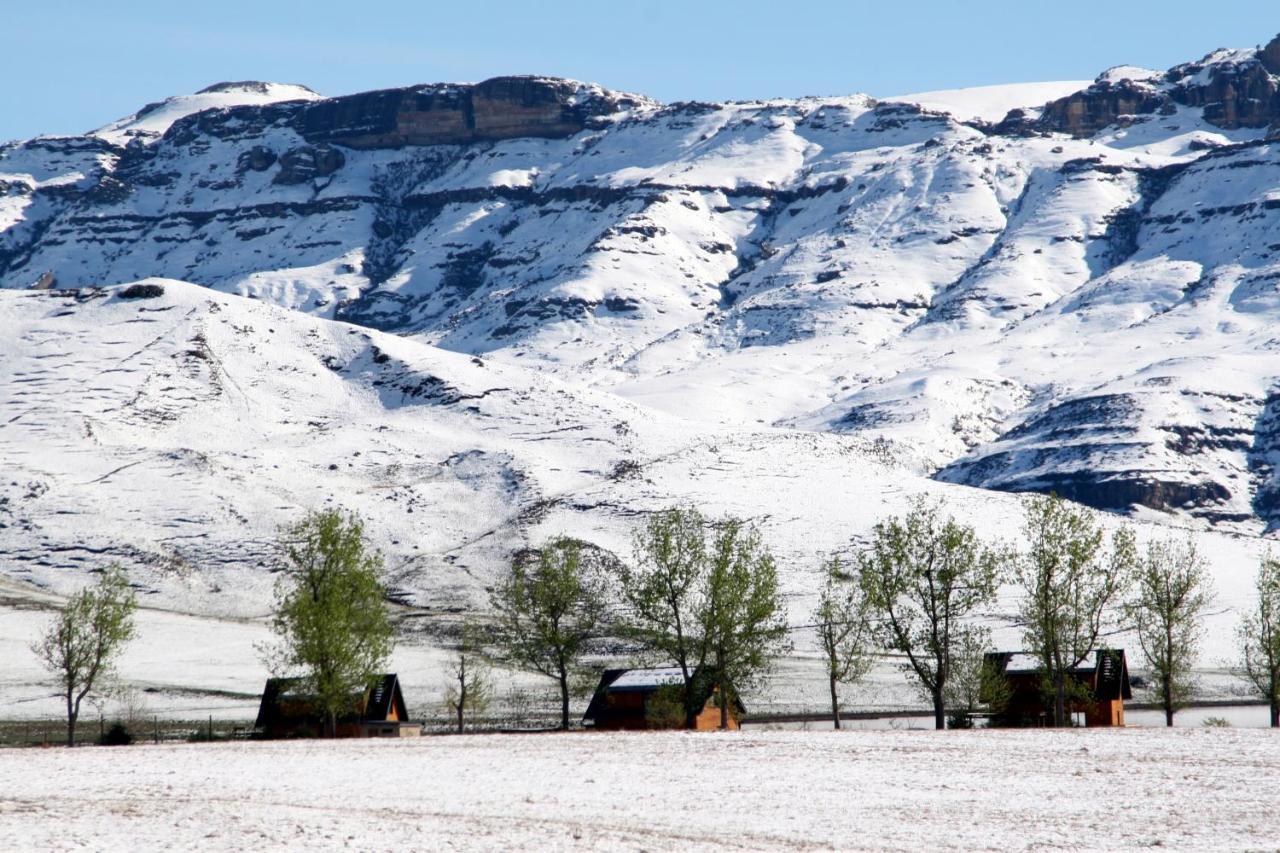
[885,80,1091,122]
[4,39,1279,535]
[4,35,1280,717]
[92,81,323,145]
[0,281,1271,718]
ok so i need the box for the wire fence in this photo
[0,708,576,748]
[0,716,253,748]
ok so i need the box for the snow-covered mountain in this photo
[6,38,1280,536]
[3,34,1280,714]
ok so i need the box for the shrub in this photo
[119,283,165,300]
[644,685,686,729]
[99,721,133,746]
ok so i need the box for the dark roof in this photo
[986,650,1132,701]
[582,666,746,723]
[364,674,405,720]
[254,673,409,730]
[1091,649,1132,701]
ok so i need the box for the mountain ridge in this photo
[4,32,1280,537]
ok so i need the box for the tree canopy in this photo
[859,497,1003,730]
[490,537,609,730]
[263,509,395,736]
[32,564,137,746]
[1017,494,1135,727]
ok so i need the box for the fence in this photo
[0,716,254,748]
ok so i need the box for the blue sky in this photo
[3,1,1277,142]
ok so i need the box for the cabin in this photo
[254,673,421,738]
[582,667,745,731]
[986,649,1132,727]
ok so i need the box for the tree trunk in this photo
[933,688,945,730]
[1163,677,1174,728]
[558,671,570,731]
[1271,699,1279,729]
[1053,672,1067,727]
[327,710,337,739]
[456,683,466,734]
[719,688,729,730]
[829,675,841,730]
[65,692,76,747]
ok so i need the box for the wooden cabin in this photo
[582,667,744,731]
[254,673,421,738]
[986,649,1132,727]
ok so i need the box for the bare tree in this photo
[1126,537,1213,726]
[490,538,608,730]
[812,556,875,729]
[1017,494,1136,727]
[32,565,137,746]
[443,621,493,733]
[859,497,1003,730]
[1239,554,1280,728]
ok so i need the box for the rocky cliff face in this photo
[5,36,1280,532]
[1036,34,1280,137]
[296,76,649,148]
[1036,79,1173,137]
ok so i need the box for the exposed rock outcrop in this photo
[155,76,648,152]
[1167,52,1280,130]
[1264,34,1280,75]
[236,145,276,173]
[273,144,345,184]
[1036,33,1280,136]
[1037,80,1172,137]
[297,76,646,149]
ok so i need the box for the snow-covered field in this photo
[2,729,1278,851]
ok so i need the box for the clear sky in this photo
[3,1,1278,142]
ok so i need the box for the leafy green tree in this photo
[812,556,875,729]
[1239,554,1280,728]
[490,537,608,730]
[263,510,395,737]
[32,565,137,746]
[1017,494,1136,727]
[622,507,711,727]
[444,621,493,734]
[1126,537,1213,727]
[859,498,1003,730]
[702,519,791,728]
[624,508,790,729]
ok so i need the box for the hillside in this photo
[3,34,1280,716]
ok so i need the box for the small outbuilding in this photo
[986,649,1132,727]
[254,673,421,739]
[582,667,744,731]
